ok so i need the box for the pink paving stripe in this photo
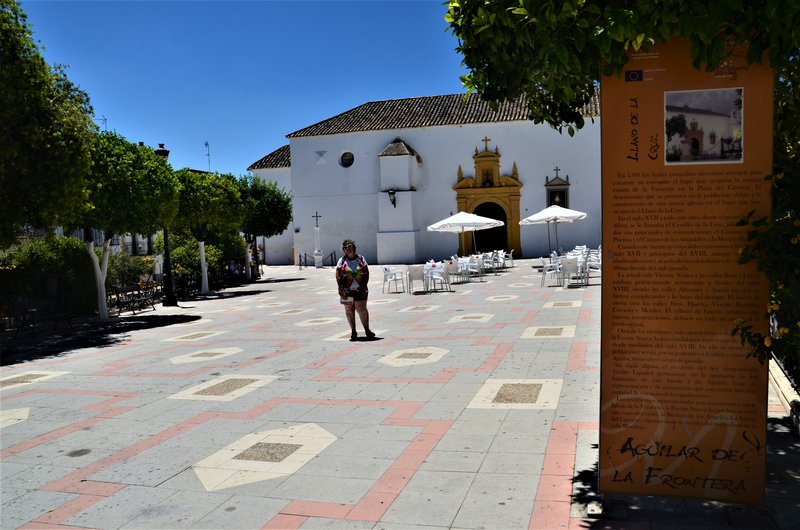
[522,309,540,325]
[546,423,578,455]
[565,340,599,372]
[531,421,578,529]
[31,494,108,526]
[261,513,307,530]
[530,499,571,529]
[530,422,601,530]
[345,491,398,521]
[280,500,353,519]
[579,308,593,323]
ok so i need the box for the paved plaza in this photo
[1,260,798,529]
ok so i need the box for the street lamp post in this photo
[154,143,178,306]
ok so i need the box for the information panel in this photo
[599,39,772,504]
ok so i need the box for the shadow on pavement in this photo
[1,313,201,366]
[571,417,799,529]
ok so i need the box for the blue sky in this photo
[22,0,468,175]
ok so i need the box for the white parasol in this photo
[520,205,587,254]
[428,211,505,254]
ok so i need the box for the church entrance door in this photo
[473,202,507,253]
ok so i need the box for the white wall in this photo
[287,118,602,264]
[251,167,295,265]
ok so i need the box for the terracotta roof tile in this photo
[248,144,290,171]
[379,138,418,157]
[287,93,600,138]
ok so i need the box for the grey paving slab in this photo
[434,432,496,453]
[488,434,549,454]
[1,462,79,490]
[480,452,545,475]
[65,484,178,528]
[0,489,76,529]
[451,497,533,530]
[419,450,486,473]
[270,473,375,504]
[298,517,375,529]
[191,495,286,530]
[91,445,201,486]
[295,454,394,480]
[7,439,117,468]
[119,489,230,529]
[381,470,476,527]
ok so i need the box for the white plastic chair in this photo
[504,249,514,268]
[560,257,583,288]
[381,266,405,293]
[427,262,450,292]
[406,265,427,294]
[467,255,483,282]
[540,256,560,287]
[447,261,466,284]
[456,257,471,283]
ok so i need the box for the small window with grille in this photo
[339,152,354,168]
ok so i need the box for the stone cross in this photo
[312,211,322,228]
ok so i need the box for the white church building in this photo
[248,94,601,265]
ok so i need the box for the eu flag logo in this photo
[624,70,644,82]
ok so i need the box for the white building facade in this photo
[249,94,601,265]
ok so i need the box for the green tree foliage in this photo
[173,169,244,293]
[174,170,243,242]
[2,236,96,315]
[446,0,798,134]
[72,131,179,319]
[238,174,292,275]
[155,228,246,287]
[447,0,800,381]
[105,252,154,288]
[0,0,95,245]
[239,175,293,240]
[733,55,800,383]
[79,131,179,237]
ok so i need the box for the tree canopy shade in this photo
[446,0,800,134]
[0,0,95,246]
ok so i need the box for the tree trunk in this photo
[199,240,209,293]
[87,238,112,321]
[244,235,253,281]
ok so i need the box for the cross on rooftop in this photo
[482,136,491,151]
[553,166,561,178]
[312,211,322,228]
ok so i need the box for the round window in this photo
[339,152,354,168]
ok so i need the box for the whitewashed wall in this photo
[251,166,294,265]
[287,119,602,265]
